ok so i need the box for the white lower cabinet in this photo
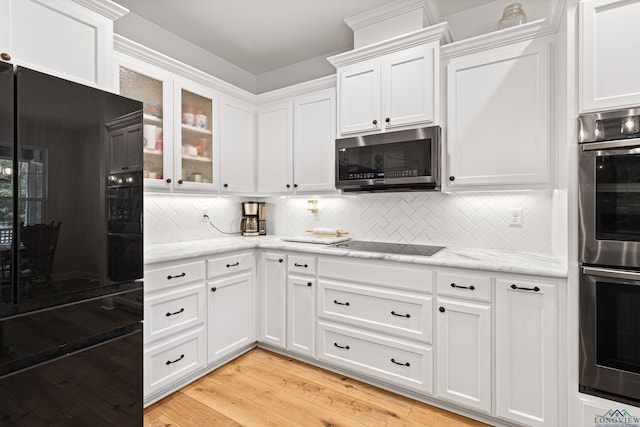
[495,278,558,427]
[436,297,491,413]
[258,252,287,348]
[318,321,433,394]
[286,272,316,357]
[207,251,255,363]
[143,259,207,402]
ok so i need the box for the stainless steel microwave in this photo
[335,126,441,192]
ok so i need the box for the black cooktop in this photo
[333,240,444,257]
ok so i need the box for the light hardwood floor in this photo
[144,348,491,427]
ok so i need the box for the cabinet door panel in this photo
[496,279,557,427]
[287,275,315,357]
[221,96,255,193]
[257,101,293,193]
[436,298,491,413]
[382,45,434,129]
[294,89,336,192]
[580,0,640,111]
[208,272,255,363]
[446,38,551,188]
[259,252,287,348]
[339,63,380,135]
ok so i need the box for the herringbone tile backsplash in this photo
[144,190,554,253]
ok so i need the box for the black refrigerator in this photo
[0,62,143,425]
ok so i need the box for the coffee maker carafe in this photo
[241,201,266,236]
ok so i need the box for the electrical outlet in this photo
[509,208,523,226]
[201,210,209,223]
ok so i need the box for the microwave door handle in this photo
[582,266,640,281]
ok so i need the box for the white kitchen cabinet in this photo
[336,44,436,136]
[207,252,255,363]
[0,0,124,90]
[174,78,219,192]
[257,87,336,194]
[495,278,558,427]
[444,36,553,190]
[436,297,491,413]
[580,0,640,112]
[143,259,207,403]
[107,117,143,174]
[221,95,256,194]
[286,254,316,358]
[258,252,287,348]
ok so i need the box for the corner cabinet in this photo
[444,36,554,190]
[580,0,640,112]
[257,80,336,195]
[220,96,255,194]
[328,24,450,137]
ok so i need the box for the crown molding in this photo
[256,75,336,105]
[113,35,256,104]
[441,18,557,59]
[327,22,452,68]
[423,0,442,26]
[345,0,428,30]
[71,0,128,20]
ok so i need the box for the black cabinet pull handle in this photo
[166,178,172,183]
[307,282,312,287]
[449,176,455,181]
[511,284,540,292]
[211,287,217,292]
[166,354,185,365]
[286,184,291,188]
[294,184,298,188]
[451,283,475,291]
[121,166,129,170]
[226,262,239,268]
[391,311,410,318]
[294,263,308,268]
[334,343,349,350]
[278,258,283,263]
[224,183,228,188]
[333,300,350,306]
[167,273,186,280]
[0,53,11,61]
[439,307,445,313]
[178,179,183,184]
[166,308,185,317]
[390,358,410,367]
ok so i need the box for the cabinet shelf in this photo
[143,113,163,124]
[144,148,163,156]
[182,124,212,135]
[182,154,212,163]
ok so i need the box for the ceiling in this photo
[112,0,496,75]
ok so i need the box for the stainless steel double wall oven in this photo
[578,107,640,406]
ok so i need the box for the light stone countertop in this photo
[144,236,567,278]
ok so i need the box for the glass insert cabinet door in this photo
[118,62,172,189]
[174,80,218,191]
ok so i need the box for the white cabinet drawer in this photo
[207,252,253,279]
[436,271,492,302]
[145,261,205,293]
[319,257,433,293]
[318,279,432,344]
[144,283,206,344]
[287,254,317,276]
[318,321,433,394]
[144,327,206,398]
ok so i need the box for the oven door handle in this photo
[581,137,640,151]
[582,266,640,281]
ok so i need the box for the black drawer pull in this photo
[451,283,475,291]
[226,262,239,268]
[166,308,185,317]
[278,259,284,263]
[167,272,186,280]
[511,284,540,292]
[333,300,350,306]
[391,311,410,318]
[166,354,185,365]
[334,343,350,350]
[390,358,410,367]
[439,307,445,313]
[294,263,308,268]
[211,287,217,292]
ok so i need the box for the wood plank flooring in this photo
[144,348,491,427]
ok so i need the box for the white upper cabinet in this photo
[257,79,336,195]
[221,95,256,194]
[0,0,125,90]
[580,0,640,112]
[444,36,553,190]
[328,25,450,138]
[336,44,437,136]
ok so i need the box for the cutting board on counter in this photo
[281,235,350,245]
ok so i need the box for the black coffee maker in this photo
[241,202,266,236]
